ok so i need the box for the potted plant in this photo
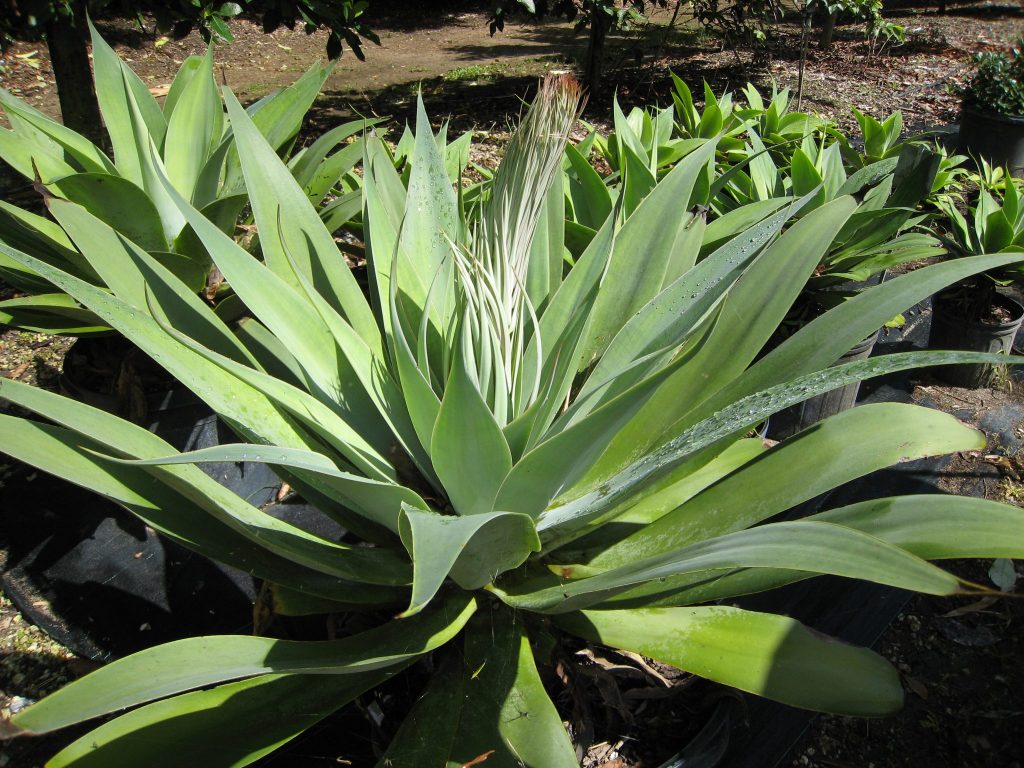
[930,172,1024,387]
[959,37,1024,178]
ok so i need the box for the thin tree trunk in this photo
[584,10,610,94]
[46,3,104,146]
[818,9,838,50]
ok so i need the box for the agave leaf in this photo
[559,437,769,560]
[556,607,903,716]
[537,350,1024,538]
[220,61,333,195]
[0,406,404,602]
[605,495,1024,609]
[51,173,168,252]
[580,196,857,487]
[590,402,985,568]
[222,90,379,345]
[104,443,428,532]
[11,595,475,735]
[813,495,1024,559]
[378,609,578,768]
[0,124,77,184]
[497,520,960,613]
[398,505,539,615]
[431,324,513,516]
[153,318,397,483]
[0,378,411,585]
[0,293,107,335]
[572,195,810,418]
[397,95,459,346]
[620,141,658,216]
[46,198,252,365]
[162,55,204,118]
[289,117,382,190]
[699,197,791,256]
[525,165,565,312]
[704,253,1024,425]
[0,88,114,174]
[579,139,718,365]
[42,670,398,768]
[89,19,166,185]
[565,141,612,230]
[164,46,223,201]
[495,318,719,519]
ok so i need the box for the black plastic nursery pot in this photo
[959,104,1024,178]
[767,328,881,440]
[929,291,1024,388]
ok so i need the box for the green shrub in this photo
[2,75,1024,767]
[964,38,1024,117]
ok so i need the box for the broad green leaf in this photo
[591,402,985,568]
[0,87,114,174]
[12,595,474,735]
[812,495,1024,560]
[162,55,204,118]
[221,61,333,194]
[536,350,1024,538]
[105,443,427,532]
[164,47,223,200]
[379,610,577,768]
[0,124,77,183]
[623,494,1024,609]
[579,139,717,365]
[222,90,379,345]
[565,142,611,230]
[0,406,403,602]
[705,253,1024,422]
[431,327,513,516]
[47,198,251,365]
[398,505,539,615]
[584,196,857,485]
[0,293,106,335]
[576,196,807,414]
[90,19,166,185]
[52,173,168,252]
[498,520,960,613]
[557,607,903,716]
[44,670,397,768]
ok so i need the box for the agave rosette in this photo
[0,24,378,335]
[1,74,1024,767]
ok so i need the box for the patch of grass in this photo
[442,62,509,82]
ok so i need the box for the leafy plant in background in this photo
[932,170,1024,321]
[3,74,1024,767]
[0,0,376,145]
[964,37,1024,117]
[0,24,378,335]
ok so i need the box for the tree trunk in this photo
[45,3,104,147]
[583,10,610,94]
[818,9,838,50]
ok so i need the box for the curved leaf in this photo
[378,610,577,768]
[11,595,474,735]
[557,607,903,716]
[399,505,539,616]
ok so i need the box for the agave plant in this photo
[0,22,377,335]
[2,75,1024,767]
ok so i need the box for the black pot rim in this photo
[935,292,1024,330]
[960,102,1024,126]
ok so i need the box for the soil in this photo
[2,1,1024,766]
